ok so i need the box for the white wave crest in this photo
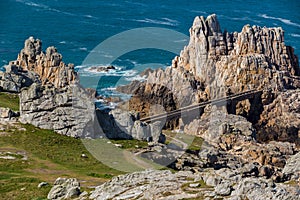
[290,33,300,38]
[133,18,179,26]
[77,65,137,77]
[16,0,48,9]
[125,75,146,81]
[258,14,300,28]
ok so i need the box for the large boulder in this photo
[96,108,164,142]
[47,178,81,200]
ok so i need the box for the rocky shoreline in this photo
[0,14,300,199]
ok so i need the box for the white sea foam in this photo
[16,0,75,16]
[100,87,116,91]
[174,39,188,43]
[290,33,300,38]
[77,65,138,78]
[133,18,178,26]
[16,0,48,9]
[84,15,97,19]
[79,47,88,51]
[59,41,66,44]
[189,10,207,15]
[259,14,300,28]
[125,75,146,81]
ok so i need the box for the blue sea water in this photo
[1,0,300,97]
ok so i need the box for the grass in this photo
[163,130,204,152]
[0,123,123,200]
[109,139,149,150]
[0,92,19,111]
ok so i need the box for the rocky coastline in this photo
[0,14,300,199]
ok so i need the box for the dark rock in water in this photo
[89,65,116,72]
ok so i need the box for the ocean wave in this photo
[174,39,188,43]
[100,87,116,91]
[258,14,300,28]
[290,33,300,38]
[84,14,98,19]
[219,15,261,24]
[124,1,148,7]
[16,0,76,16]
[189,10,207,15]
[79,47,88,51]
[133,18,179,26]
[125,75,146,81]
[16,0,48,9]
[76,65,138,78]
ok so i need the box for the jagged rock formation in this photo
[12,36,76,88]
[126,14,300,144]
[1,37,96,138]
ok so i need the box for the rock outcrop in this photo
[96,109,165,142]
[11,36,76,88]
[2,37,96,138]
[257,89,300,145]
[125,14,300,144]
[0,107,19,120]
[88,169,299,200]
[0,64,40,92]
[47,178,81,200]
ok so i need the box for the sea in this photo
[1,0,300,101]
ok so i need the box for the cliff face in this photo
[129,14,300,144]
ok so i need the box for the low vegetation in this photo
[0,92,19,111]
[163,130,204,152]
[0,123,123,199]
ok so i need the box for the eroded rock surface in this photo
[1,37,96,138]
[125,13,300,144]
[87,169,299,200]
[47,178,81,200]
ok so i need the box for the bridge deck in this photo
[140,89,263,123]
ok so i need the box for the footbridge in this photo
[140,89,263,123]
